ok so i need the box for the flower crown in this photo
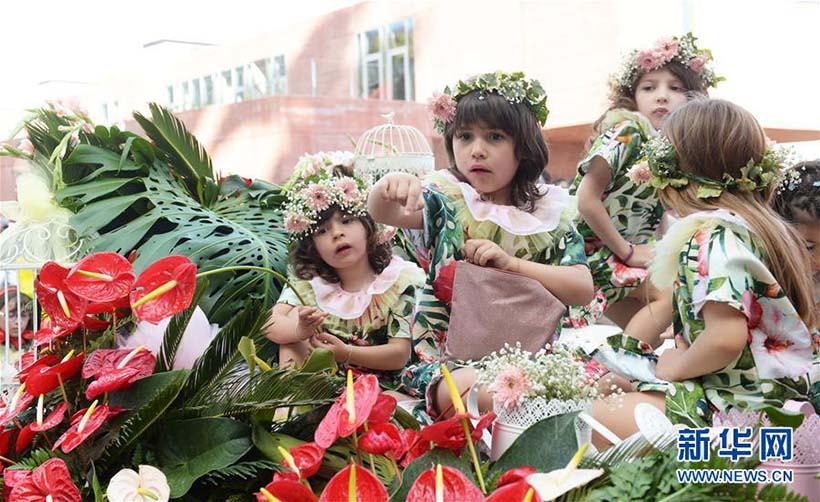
[611,33,723,94]
[428,71,549,134]
[282,151,368,238]
[631,135,788,199]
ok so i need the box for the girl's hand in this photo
[296,307,328,340]
[379,173,424,215]
[625,243,655,268]
[310,332,351,362]
[462,239,514,270]
[655,334,689,381]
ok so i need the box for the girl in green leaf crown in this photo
[567,34,721,342]
[589,99,817,448]
[265,152,424,395]
[367,71,594,420]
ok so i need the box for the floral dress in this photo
[277,256,425,390]
[567,110,664,327]
[596,211,814,427]
[400,170,588,416]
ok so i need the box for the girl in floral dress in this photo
[567,34,721,342]
[367,71,594,418]
[589,99,817,448]
[266,152,425,393]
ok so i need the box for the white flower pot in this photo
[490,397,592,460]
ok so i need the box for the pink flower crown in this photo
[611,33,723,94]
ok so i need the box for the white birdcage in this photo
[353,112,434,186]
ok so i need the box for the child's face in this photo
[452,122,518,204]
[635,68,689,130]
[792,208,820,280]
[0,297,31,335]
[312,211,369,272]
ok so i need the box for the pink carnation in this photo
[627,161,652,184]
[488,367,532,412]
[687,54,710,73]
[284,213,311,234]
[300,184,331,211]
[335,177,359,202]
[636,49,663,72]
[427,91,456,124]
[655,37,678,62]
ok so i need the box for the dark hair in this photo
[593,60,708,133]
[443,91,549,212]
[289,205,392,283]
[772,160,820,222]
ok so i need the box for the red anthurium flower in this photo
[318,463,388,502]
[314,373,380,449]
[130,255,197,323]
[31,402,68,433]
[82,347,155,400]
[360,423,404,458]
[15,423,36,453]
[0,428,12,456]
[255,479,318,502]
[8,458,81,502]
[32,320,76,347]
[81,315,111,331]
[280,442,324,480]
[418,412,496,454]
[65,252,135,303]
[366,393,397,424]
[0,386,35,428]
[52,401,110,453]
[497,466,537,487]
[407,464,483,502]
[486,466,541,502]
[25,352,84,396]
[15,354,60,383]
[34,262,87,329]
[4,469,32,501]
[86,295,131,315]
[432,261,457,306]
[400,429,427,467]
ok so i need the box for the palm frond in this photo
[198,459,278,485]
[9,449,56,470]
[156,279,208,372]
[582,431,677,469]
[133,103,215,204]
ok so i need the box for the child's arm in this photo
[367,173,424,229]
[311,333,411,371]
[265,304,327,345]
[462,239,594,305]
[577,157,653,266]
[655,301,747,381]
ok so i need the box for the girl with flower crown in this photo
[567,34,722,342]
[266,152,425,393]
[367,71,594,418]
[588,99,817,447]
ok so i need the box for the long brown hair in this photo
[659,99,817,329]
[443,91,549,212]
[592,61,708,134]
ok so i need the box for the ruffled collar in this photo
[310,256,417,319]
[650,209,751,288]
[598,109,656,138]
[438,171,571,236]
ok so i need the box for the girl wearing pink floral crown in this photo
[266,152,424,393]
[367,71,594,419]
[567,34,722,344]
[589,99,816,447]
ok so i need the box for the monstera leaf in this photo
[35,104,291,324]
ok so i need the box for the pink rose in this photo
[627,161,652,184]
[427,92,456,124]
[687,54,709,73]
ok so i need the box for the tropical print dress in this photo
[400,170,588,416]
[277,256,424,390]
[567,110,664,327]
[595,211,814,427]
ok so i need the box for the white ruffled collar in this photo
[310,256,416,319]
[440,171,570,236]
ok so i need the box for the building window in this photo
[202,75,214,106]
[192,78,202,109]
[234,66,245,102]
[358,18,414,101]
[271,55,286,95]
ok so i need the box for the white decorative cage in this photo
[353,112,434,186]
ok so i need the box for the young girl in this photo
[568,34,721,340]
[367,71,594,417]
[590,99,817,447]
[266,152,425,393]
